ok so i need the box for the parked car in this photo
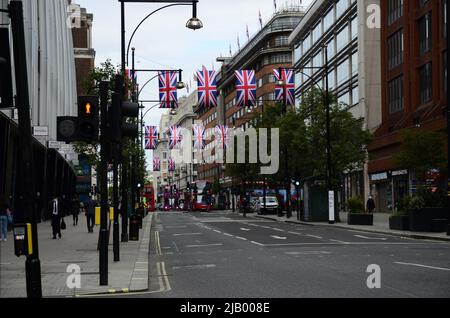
[256,196,278,215]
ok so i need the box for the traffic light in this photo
[111,93,139,142]
[57,116,78,142]
[78,96,99,142]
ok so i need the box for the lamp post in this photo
[447,0,450,236]
[277,44,334,224]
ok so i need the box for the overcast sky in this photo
[73,0,311,166]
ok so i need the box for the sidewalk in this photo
[254,211,450,242]
[0,212,153,297]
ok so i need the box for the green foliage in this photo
[415,186,447,208]
[81,59,117,95]
[394,129,447,182]
[394,196,412,216]
[347,196,365,214]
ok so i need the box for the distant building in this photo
[368,0,447,212]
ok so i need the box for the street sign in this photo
[328,191,335,223]
[48,140,62,149]
[32,126,49,136]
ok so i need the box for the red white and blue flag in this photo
[192,124,206,149]
[168,125,182,149]
[158,71,178,108]
[168,158,175,172]
[274,68,295,105]
[235,70,257,107]
[145,126,158,150]
[196,67,218,108]
[153,157,161,171]
[215,125,230,149]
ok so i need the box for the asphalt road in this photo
[135,211,450,298]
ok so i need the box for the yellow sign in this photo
[95,207,100,225]
[109,207,114,221]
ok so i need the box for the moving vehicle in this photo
[193,194,212,212]
[143,184,155,212]
[255,196,279,215]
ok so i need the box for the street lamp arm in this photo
[126,3,190,65]
[143,103,162,119]
[138,74,160,98]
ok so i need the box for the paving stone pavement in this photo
[0,212,153,297]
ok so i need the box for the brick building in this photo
[368,0,448,212]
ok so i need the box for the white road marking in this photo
[329,239,350,244]
[240,228,251,231]
[273,228,284,232]
[172,264,216,270]
[172,233,202,236]
[250,241,264,246]
[271,235,287,240]
[186,243,224,248]
[394,262,450,271]
[354,234,387,240]
[235,236,247,241]
[288,231,303,235]
[306,234,323,239]
[285,251,331,255]
[213,229,222,233]
[223,233,233,237]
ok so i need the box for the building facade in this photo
[288,0,382,209]
[368,0,448,212]
[195,6,306,199]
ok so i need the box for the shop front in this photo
[370,170,410,213]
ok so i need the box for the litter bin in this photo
[129,214,139,241]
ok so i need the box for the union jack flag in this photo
[235,70,256,107]
[153,157,161,171]
[196,67,218,108]
[274,68,295,105]
[168,158,175,172]
[158,71,178,108]
[168,125,182,149]
[192,124,206,149]
[215,125,230,149]
[145,126,158,150]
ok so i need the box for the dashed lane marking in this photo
[394,262,450,271]
[185,243,224,248]
[172,233,202,236]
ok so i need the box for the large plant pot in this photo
[389,215,410,231]
[348,213,373,226]
[409,207,447,232]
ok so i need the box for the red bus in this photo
[143,184,155,212]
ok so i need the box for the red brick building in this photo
[368,0,447,211]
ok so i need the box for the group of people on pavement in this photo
[48,195,98,239]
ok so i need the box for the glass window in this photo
[303,33,311,54]
[352,86,359,105]
[419,63,432,104]
[323,8,334,32]
[294,44,302,63]
[351,51,358,76]
[336,24,349,52]
[338,91,350,107]
[388,75,404,113]
[388,0,403,25]
[418,12,432,56]
[388,29,404,70]
[336,58,350,85]
[327,69,336,90]
[326,37,335,60]
[312,22,322,44]
[351,16,358,40]
[336,0,349,19]
[312,50,323,72]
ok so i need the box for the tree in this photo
[394,129,447,182]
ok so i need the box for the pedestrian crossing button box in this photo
[13,223,33,257]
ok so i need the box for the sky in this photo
[74,0,311,166]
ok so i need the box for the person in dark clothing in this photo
[84,196,97,233]
[366,195,376,214]
[49,197,62,239]
[72,195,80,226]
[0,195,11,241]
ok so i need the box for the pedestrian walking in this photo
[366,195,376,214]
[84,196,97,233]
[0,195,11,241]
[72,195,80,226]
[255,199,261,215]
[49,196,62,239]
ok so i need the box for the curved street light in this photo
[126,1,203,66]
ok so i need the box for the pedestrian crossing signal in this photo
[78,96,99,142]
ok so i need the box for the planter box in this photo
[409,207,447,232]
[389,215,410,231]
[347,213,373,226]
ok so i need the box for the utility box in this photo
[302,178,331,222]
[13,223,32,257]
